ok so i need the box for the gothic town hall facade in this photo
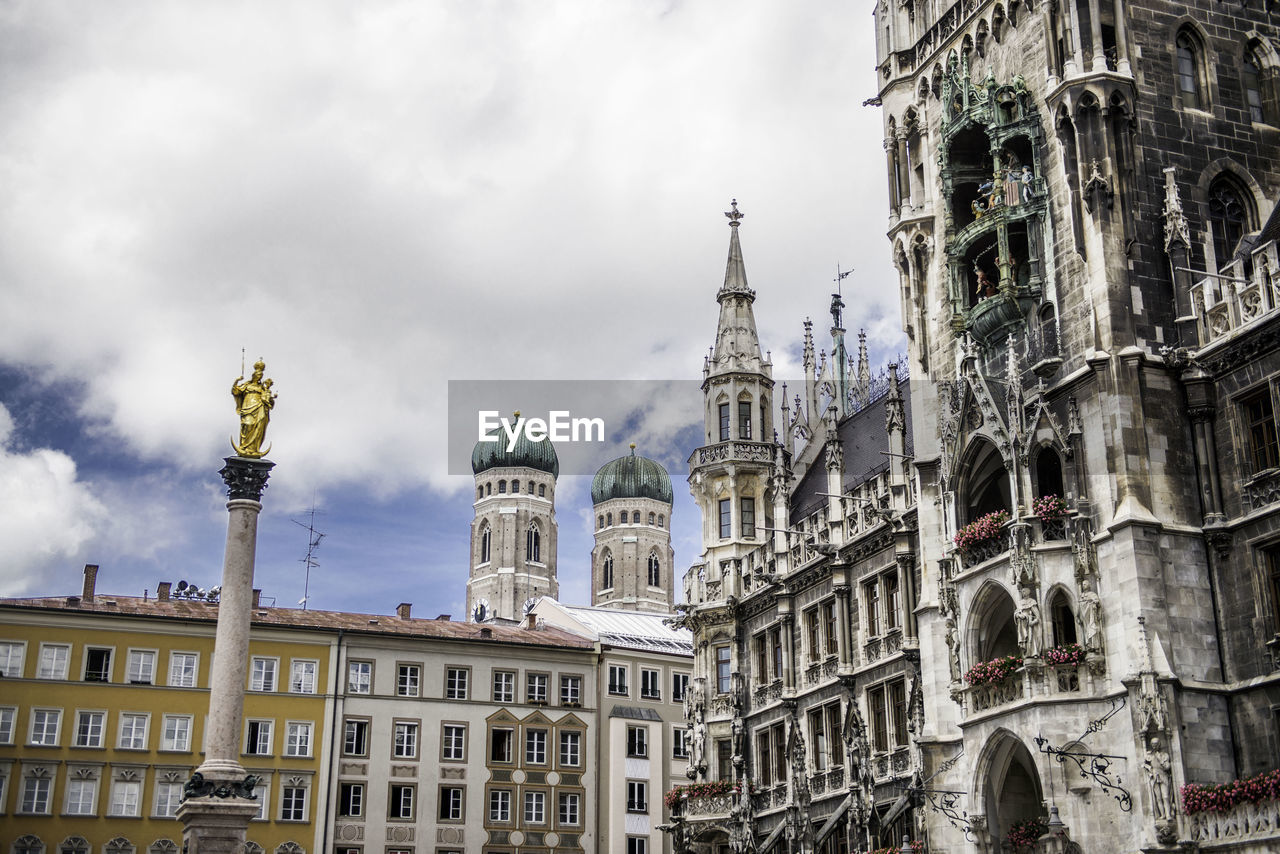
[671,0,1280,852]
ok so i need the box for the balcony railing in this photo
[957,530,1012,569]
[1190,243,1280,347]
[963,668,1025,713]
[1188,798,1280,846]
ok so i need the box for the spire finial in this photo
[725,199,744,226]
[629,442,637,454]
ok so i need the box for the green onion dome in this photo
[471,413,559,477]
[591,446,673,505]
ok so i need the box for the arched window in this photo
[479,524,491,564]
[601,552,614,590]
[1244,51,1265,124]
[498,480,507,494]
[960,440,1012,523]
[275,844,304,854]
[606,512,613,527]
[526,524,541,563]
[647,553,661,587]
[485,482,492,496]
[59,839,88,854]
[1208,176,1253,269]
[538,484,546,497]
[1034,447,1065,499]
[648,512,655,525]
[104,840,134,854]
[243,845,264,854]
[512,479,520,493]
[598,515,604,529]
[1176,30,1204,110]
[657,514,664,528]
[1049,590,1078,647]
[632,511,641,524]
[148,843,178,854]
[1038,304,1059,360]
[476,488,483,500]
[14,838,44,854]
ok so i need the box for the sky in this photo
[0,1,903,618]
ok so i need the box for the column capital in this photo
[220,457,275,501]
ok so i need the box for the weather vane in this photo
[231,357,278,458]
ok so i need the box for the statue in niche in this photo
[1021,165,1035,201]
[945,617,962,682]
[1078,577,1103,651]
[1015,586,1043,656]
[1144,736,1174,820]
[974,263,998,300]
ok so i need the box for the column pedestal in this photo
[180,455,274,852]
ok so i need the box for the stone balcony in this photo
[1190,242,1280,348]
[1187,798,1280,848]
[681,793,734,821]
[689,440,777,468]
[954,661,1096,720]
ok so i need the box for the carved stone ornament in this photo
[1161,167,1191,252]
[183,771,261,801]
[220,456,275,501]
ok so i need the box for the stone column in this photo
[178,455,274,854]
[1111,0,1131,74]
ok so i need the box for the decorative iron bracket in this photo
[1034,695,1132,811]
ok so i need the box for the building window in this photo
[493,670,516,703]
[0,641,25,677]
[823,601,838,655]
[628,838,649,854]
[608,664,629,695]
[1209,177,1253,270]
[280,785,307,821]
[641,668,661,700]
[1243,388,1280,474]
[627,725,648,758]
[647,552,661,587]
[343,719,369,756]
[524,790,546,824]
[673,726,690,759]
[439,785,464,821]
[719,498,731,539]
[480,523,492,563]
[809,708,828,770]
[539,484,546,497]
[1176,30,1203,110]
[770,627,783,680]
[76,710,106,747]
[169,652,197,687]
[0,706,13,744]
[388,784,415,820]
[338,782,364,817]
[348,660,372,694]
[527,524,541,562]
[741,497,755,539]
[525,728,548,764]
[251,782,268,820]
[719,403,730,441]
[498,480,507,494]
[249,657,276,692]
[560,674,582,705]
[1266,548,1280,634]
[716,644,732,693]
[161,714,192,751]
[658,514,664,528]
[285,721,312,757]
[393,721,419,759]
[126,649,156,684]
[246,719,273,755]
[110,779,142,816]
[527,673,549,703]
[288,660,317,694]
[154,780,183,818]
[806,609,821,662]
[738,400,752,439]
[30,709,61,745]
[885,572,902,631]
[601,551,615,590]
[491,727,514,763]
[870,684,888,753]
[559,730,581,766]
[445,667,469,700]
[442,724,466,761]
[21,776,52,814]
[865,578,881,636]
[84,648,112,682]
[1244,51,1267,123]
[489,788,512,822]
[673,672,689,702]
[38,643,70,679]
[626,780,648,813]
[66,778,98,815]
[558,791,581,826]
[397,664,421,697]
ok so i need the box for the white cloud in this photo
[0,404,109,595]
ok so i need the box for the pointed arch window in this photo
[1208,177,1253,270]
[1049,590,1078,647]
[526,524,541,563]
[1176,30,1204,110]
[480,524,492,564]
[647,552,661,587]
[1244,52,1266,123]
[601,552,614,591]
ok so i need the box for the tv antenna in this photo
[292,503,326,610]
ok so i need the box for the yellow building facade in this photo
[0,567,333,854]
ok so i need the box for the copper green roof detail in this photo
[471,428,560,477]
[592,448,673,504]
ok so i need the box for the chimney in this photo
[396,603,412,620]
[435,614,451,622]
[82,564,99,603]
[252,588,262,608]
[157,582,172,602]
[479,627,493,639]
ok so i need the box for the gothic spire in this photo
[710,200,766,376]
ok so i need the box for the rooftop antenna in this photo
[292,502,325,610]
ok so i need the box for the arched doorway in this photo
[979,732,1046,847]
[958,439,1011,524]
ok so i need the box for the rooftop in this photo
[534,599,693,654]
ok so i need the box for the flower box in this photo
[964,654,1022,686]
[1041,643,1086,667]
[1007,816,1048,850]
[663,779,755,810]
[1032,494,1068,521]
[953,510,1010,551]
[1182,768,1280,815]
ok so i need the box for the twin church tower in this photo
[466,432,676,623]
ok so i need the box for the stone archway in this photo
[976,730,1045,847]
